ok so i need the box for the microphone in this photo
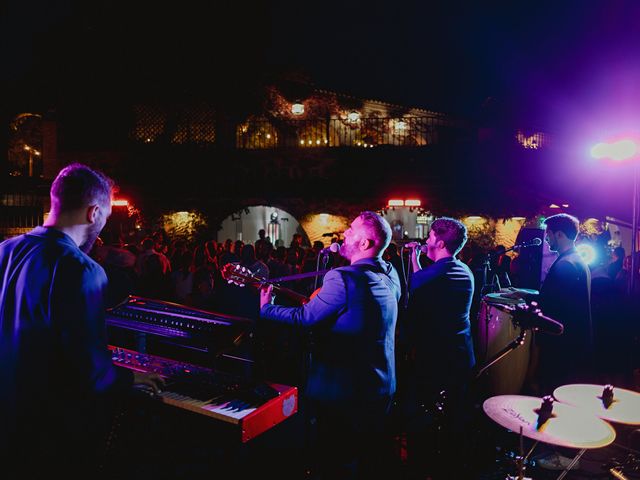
[492,302,564,335]
[404,241,421,249]
[320,243,340,255]
[513,238,542,250]
[513,302,564,335]
[496,238,543,255]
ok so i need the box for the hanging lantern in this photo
[347,111,361,123]
[291,103,304,115]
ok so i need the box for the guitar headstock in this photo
[221,263,263,287]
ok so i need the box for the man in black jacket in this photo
[532,214,593,471]
[405,217,475,478]
[536,213,592,393]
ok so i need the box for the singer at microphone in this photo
[320,243,341,255]
[404,241,428,256]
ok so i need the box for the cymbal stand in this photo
[507,427,536,480]
[605,429,640,479]
[556,449,586,480]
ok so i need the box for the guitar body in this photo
[220,264,329,386]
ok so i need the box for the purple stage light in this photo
[591,139,638,161]
[590,136,639,294]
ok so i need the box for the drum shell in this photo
[476,300,531,395]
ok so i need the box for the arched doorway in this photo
[217,205,303,247]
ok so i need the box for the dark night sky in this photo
[4,0,640,123]
[3,0,640,220]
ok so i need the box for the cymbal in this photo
[502,287,539,296]
[483,293,525,305]
[483,395,616,448]
[554,384,640,425]
[483,288,539,305]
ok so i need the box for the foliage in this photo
[8,113,43,177]
[466,220,497,251]
[160,211,208,243]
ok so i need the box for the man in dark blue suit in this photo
[536,213,592,392]
[260,211,401,479]
[533,213,592,471]
[0,164,163,476]
[404,217,475,478]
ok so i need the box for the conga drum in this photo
[475,295,531,395]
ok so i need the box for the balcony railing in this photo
[0,206,44,228]
[235,116,458,149]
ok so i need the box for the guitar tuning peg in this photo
[239,284,245,288]
[241,267,246,272]
[227,280,233,284]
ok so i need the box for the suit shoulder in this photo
[454,258,473,274]
[324,267,347,282]
[555,255,587,275]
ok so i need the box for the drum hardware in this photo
[605,453,639,479]
[483,395,616,448]
[474,325,528,380]
[475,301,560,389]
[608,467,630,480]
[507,426,540,480]
[484,394,617,480]
[553,384,640,426]
[554,384,640,478]
[484,288,540,306]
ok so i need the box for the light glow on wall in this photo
[300,213,350,246]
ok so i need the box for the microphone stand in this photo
[304,248,332,478]
[481,243,530,295]
[480,253,501,296]
[400,245,413,309]
[313,252,331,291]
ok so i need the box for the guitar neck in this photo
[270,284,310,305]
[221,263,310,305]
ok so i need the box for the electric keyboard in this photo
[110,345,298,442]
[106,296,251,349]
